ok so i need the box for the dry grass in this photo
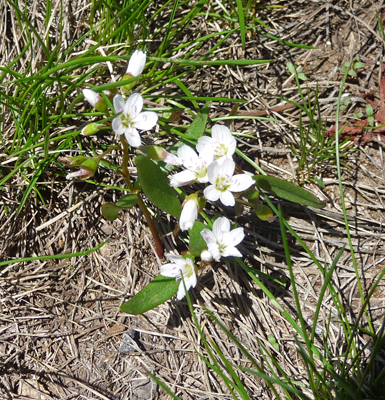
[1,0,385,399]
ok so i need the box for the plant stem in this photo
[136,193,164,258]
[119,136,163,258]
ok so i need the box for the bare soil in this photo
[1,1,384,399]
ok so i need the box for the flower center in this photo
[194,161,208,179]
[215,175,230,192]
[121,113,133,128]
[182,263,194,278]
[214,143,228,157]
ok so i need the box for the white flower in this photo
[200,217,244,261]
[126,50,146,76]
[180,196,199,231]
[160,253,197,300]
[169,145,214,187]
[112,93,158,147]
[197,124,236,164]
[203,159,254,206]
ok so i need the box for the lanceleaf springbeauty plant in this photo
[62,50,325,315]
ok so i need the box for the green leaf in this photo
[116,194,137,208]
[253,204,274,221]
[102,203,121,221]
[184,101,210,140]
[366,104,373,116]
[348,69,357,77]
[188,220,209,257]
[120,274,180,315]
[135,155,182,218]
[253,175,326,208]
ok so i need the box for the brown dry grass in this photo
[1,0,385,399]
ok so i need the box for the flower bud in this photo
[200,250,213,262]
[81,122,105,136]
[60,155,100,180]
[82,89,107,113]
[126,50,146,77]
[139,145,182,166]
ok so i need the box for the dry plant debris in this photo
[1,0,385,399]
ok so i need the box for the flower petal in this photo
[213,217,230,241]
[229,174,254,192]
[113,94,125,113]
[176,281,187,300]
[203,184,221,202]
[221,246,243,258]
[160,263,181,278]
[224,227,244,247]
[132,111,158,131]
[124,127,141,147]
[200,228,216,245]
[207,161,220,183]
[220,158,236,177]
[124,93,143,119]
[196,136,214,155]
[165,253,187,267]
[219,190,235,206]
[112,116,126,136]
[169,170,196,187]
[208,243,221,261]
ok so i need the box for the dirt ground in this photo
[1,0,385,399]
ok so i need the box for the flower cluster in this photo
[65,49,254,302]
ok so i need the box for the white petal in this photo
[220,158,235,177]
[112,116,125,136]
[188,273,197,289]
[132,111,158,131]
[160,263,181,278]
[169,170,196,187]
[200,228,216,245]
[196,136,214,155]
[211,124,231,143]
[164,152,183,166]
[177,145,198,167]
[208,243,221,261]
[176,282,187,300]
[124,127,141,147]
[219,190,235,206]
[165,253,186,267]
[213,217,231,240]
[113,94,125,113]
[126,50,146,76]
[221,246,243,258]
[124,93,143,119]
[203,185,221,202]
[83,88,99,107]
[207,161,221,183]
[224,227,244,247]
[229,174,254,192]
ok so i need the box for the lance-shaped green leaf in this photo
[188,220,209,257]
[101,194,138,221]
[253,175,326,208]
[135,155,182,218]
[120,274,180,315]
[184,101,210,140]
